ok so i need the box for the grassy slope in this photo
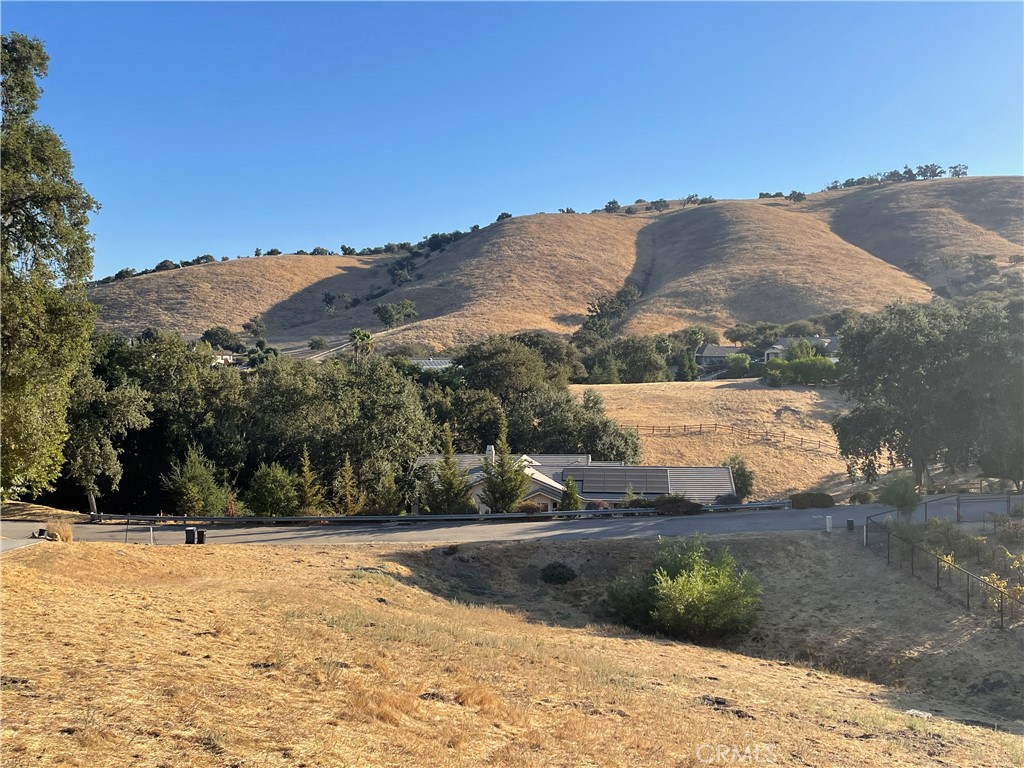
[88,177,1020,351]
[2,536,1020,768]
[573,381,852,499]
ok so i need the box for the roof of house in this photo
[696,343,745,358]
[415,453,734,504]
[568,466,735,503]
[408,358,454,370]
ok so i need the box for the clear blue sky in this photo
[4,2,1023,278]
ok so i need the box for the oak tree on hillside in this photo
[1,32,100,495]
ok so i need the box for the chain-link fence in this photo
[864,506,1023,629]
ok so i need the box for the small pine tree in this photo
[676,348,698,381]
[370,467,406,516]
[332,455,367,516]
[297,445,326,515]
[480,418,530,514]
[422,426,476,514]
[558,475,582,511]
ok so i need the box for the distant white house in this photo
[414,449,735,513]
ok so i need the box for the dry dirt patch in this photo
[1,538,1020,768]
[574,380,853,498]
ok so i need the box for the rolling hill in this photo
[89,176,1022,351]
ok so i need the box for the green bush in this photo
[789,492,835,509]
[540,561,578,585]
[878,471,921,518]
[650,494,703,515]
[161,445,229,517]
[1011,503,1023,519]
[514,500,544,515]
[246,462,300,516]
[607,535,761,644]
[849,490,875,505]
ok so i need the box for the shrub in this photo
[496,212,512,221]
[585,500,611,510]
[607,535,761,643]
[878,471,921,519]
[1011,503,1023,519]
[514,500,544,515]
[308,336,329,351]
[722,455,754,499]
[246,462,299,517]
[162,446,229,517]
[540,561,578,584]
[45,520,73,542]
[714,493,742,506]
[604,199,621,213]
[849,490,875,505]
[651,494,703,515]
[626,495,652,508]
[789,492,836,509]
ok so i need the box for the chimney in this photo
[485,445,495,462]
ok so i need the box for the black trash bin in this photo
[196,529,207,545]
[847,519,855,532]
[185,527,197,545]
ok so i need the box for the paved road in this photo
[1,495,1015,550]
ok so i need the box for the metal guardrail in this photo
[863,500,1024,629]
[91,508,663,526]
[89,499,795,526]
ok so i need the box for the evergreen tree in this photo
[422,425,476,514]
[480,418,530,514]
[332,454,367,516]
[675,347,699,381]
[722,455,755,500]
[296,445,325,515]
[246,461,299,517]
[162,445,230,517]
[370,467,406,516]
[558,475,582,511]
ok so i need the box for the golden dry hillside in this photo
[2,537,1020,767]
[88,176,1021,350]
[573,381,852,499]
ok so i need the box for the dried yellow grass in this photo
[44,520,73,542]
[573,380,852,498]
[1,501,87,523]
[87,177,1022,352]
[1,538,1020,767]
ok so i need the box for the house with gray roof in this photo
[695,343,746,368]
[414,448,735,513]
[763,336,840,362]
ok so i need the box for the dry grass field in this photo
[573,380,855,499]
[88,177,1021,351]
[2,533,1021,768]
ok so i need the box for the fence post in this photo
[863,522,868,547]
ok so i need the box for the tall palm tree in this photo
[349,328,374,363]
